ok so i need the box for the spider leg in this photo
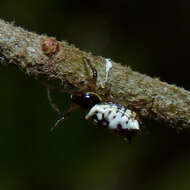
[82,57,97,92]
[51,104,79,132]
[47,88,62,115]
[103,82,112,97]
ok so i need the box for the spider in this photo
[48,57,141,141]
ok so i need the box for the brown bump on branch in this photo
[41,38,60,56]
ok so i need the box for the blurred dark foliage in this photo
[0,0,190,190]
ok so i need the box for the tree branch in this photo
[0,19,190,131]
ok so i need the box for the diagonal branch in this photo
[0,19,190,131]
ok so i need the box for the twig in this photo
[0,19,190,131]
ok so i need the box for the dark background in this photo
[0,0,190,190]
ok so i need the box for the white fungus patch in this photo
[104,58,112,83]
[85,103,140,131]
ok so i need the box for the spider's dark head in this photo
[71,92,102,109]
